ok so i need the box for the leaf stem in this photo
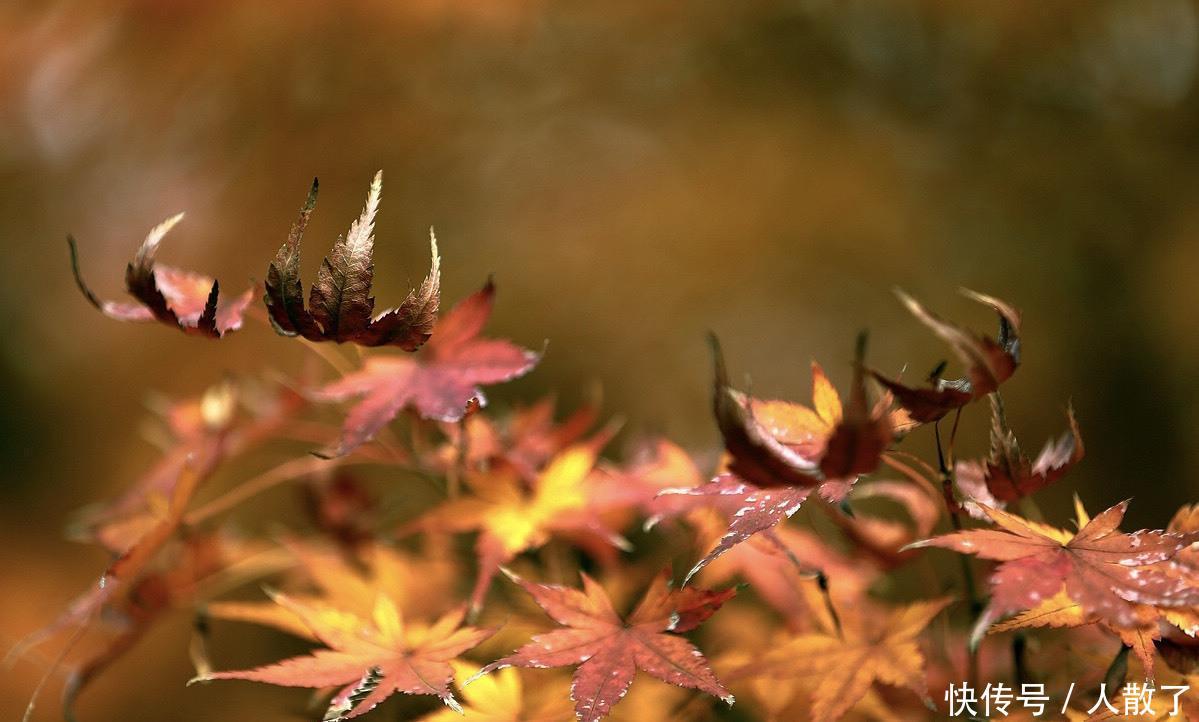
[1104,644,1131,695]
[1012,632,1029,688]
[186,456,345,525]
[816,571,843,638]
[934,415,982,689]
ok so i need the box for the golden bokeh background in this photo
[3,1,1199,719]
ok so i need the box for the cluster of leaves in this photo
[17,171,1199,722]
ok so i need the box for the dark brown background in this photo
[3,1,1199,719]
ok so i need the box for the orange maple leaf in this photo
[197,591,493,717]
[737,597,952,722]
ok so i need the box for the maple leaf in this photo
[582,438,704,525]
[314,278,540,456]
[740,597,952,722]
[956,396,1084,507]
[264,171,441,349]
[652,474,811,584]
[709,333,898,492]
[472,570,734,722]
[909,501,1199,631]
[987,588,1168,677]
[869,288,1021,422]
[694,516,877,620]
[197,591,493,717]
[430,396,604,482]
[79,378,308,550]
[412,444,626,610]
[416,662,575,722]
[652,466,937,586]
[69,213,254,338]
[823,478,942,569]
[209,538,458,642]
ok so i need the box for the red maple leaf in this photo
[69,213,254,338]
[909,501,1199,630]
[314,279,539,456]
[652,474,811,584]
[472,570,734,722]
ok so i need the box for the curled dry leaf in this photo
[314,279,539,456]
[472,570,733,722]
[956,397,1084,508]
[198,591,493,717]
[265,171,441,349]
[870,288,1021,423]
[709,334,899,493]
[69,213,254,338]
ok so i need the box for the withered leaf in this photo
[472,570,733,722]
[870,288,1021,423]
[69,213,253,338]
[957,397,1084,505]
[264,171,441,349]
[709,334,896,490]
[709,334,821,489]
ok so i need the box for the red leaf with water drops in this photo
[314,279,540,456]
[69,213,254,338]
[472,570,733,722]
[909,501,1199,629]
[652,474,811,584]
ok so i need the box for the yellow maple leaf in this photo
[209,538,457,640]
[198,591,493,716]
[415,444,624,609]
[417,662,573,722]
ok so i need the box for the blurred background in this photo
[3,0,1199,719]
